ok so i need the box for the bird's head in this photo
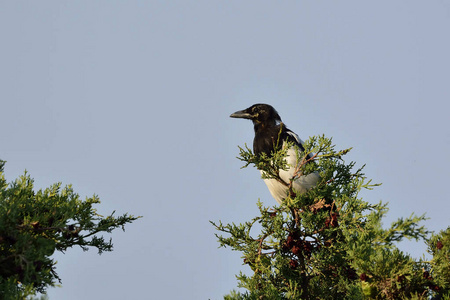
[230,104,281,127]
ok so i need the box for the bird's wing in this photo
[286,129,305,151]
[285,129,316,160]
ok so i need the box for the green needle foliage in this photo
[213,135,450,300]
[0,160,141,299]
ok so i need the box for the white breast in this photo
[261,146,320,204]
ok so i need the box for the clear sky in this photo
[1,1,449,299]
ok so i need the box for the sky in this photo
[1,1,449,299]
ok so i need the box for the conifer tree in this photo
[0,160,140,299]
[213,135,450,299]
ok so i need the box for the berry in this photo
[291,245,302,256]
[289,259,298,269]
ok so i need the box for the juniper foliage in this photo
[0,160,140,299]
[212,135,449,299]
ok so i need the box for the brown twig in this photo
[257,233,269,256]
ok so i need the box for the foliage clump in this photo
[0,160,140,299]
[213,135,450,299]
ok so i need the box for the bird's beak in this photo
[230,109,252,119]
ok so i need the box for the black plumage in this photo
[230,103,319,204]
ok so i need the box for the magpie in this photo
[230,103,320,204]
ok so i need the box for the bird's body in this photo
[231,104,320,204]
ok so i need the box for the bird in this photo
[230,103,320,204]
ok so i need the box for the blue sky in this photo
[1,1,449,299]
